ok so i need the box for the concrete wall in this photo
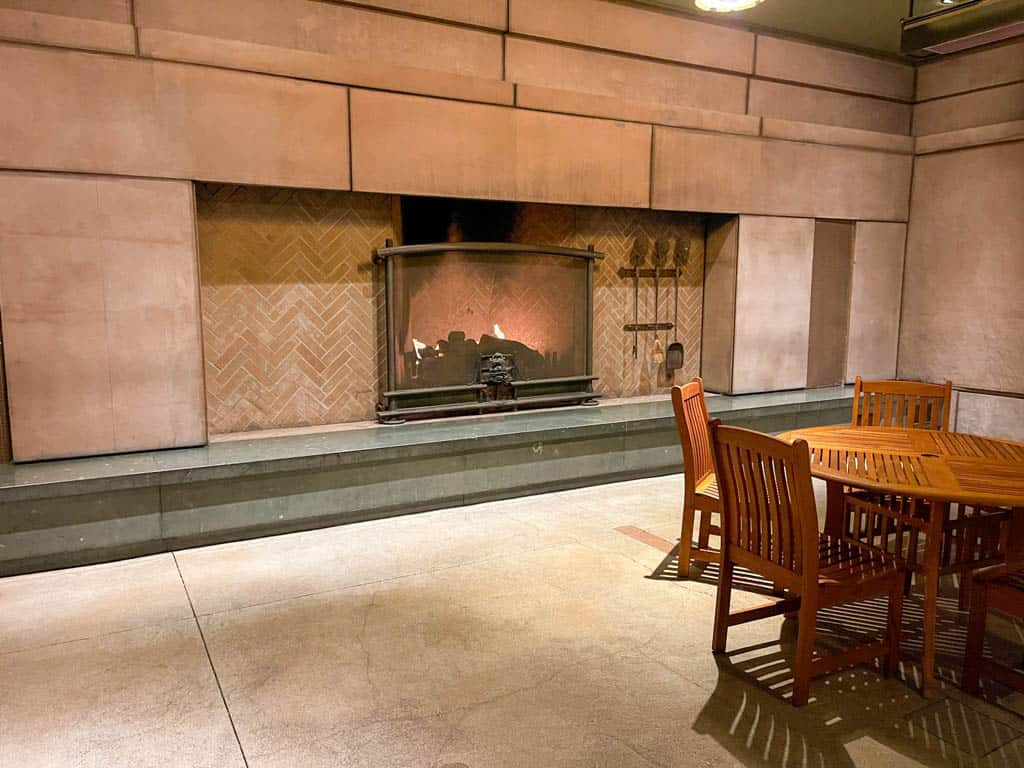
[807,220,854,388]
[846,222,906,382]
[0,0,926,455]
[0,172,206,461]
[901,40,1024,439]
[0,0,916,212]
[350,89,652,207]
[732,217,815,393]
[701,216,824,394]
[703,215,901,394]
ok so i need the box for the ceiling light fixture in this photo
[695,0,767,12]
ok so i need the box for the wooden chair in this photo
[710,420,905,706]
[850,376,953,430]
[963,563,1024,694]
[843,377,1009,606]
[671,378,721,575]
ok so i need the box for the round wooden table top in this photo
[777,425,1024,508]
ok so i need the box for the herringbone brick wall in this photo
[196,184,394,434]
[196,187,704,435]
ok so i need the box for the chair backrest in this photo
[851,376,953,431]
[709,420,819,590]
[671,379,715,498]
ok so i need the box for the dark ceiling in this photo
[634,0,960,57]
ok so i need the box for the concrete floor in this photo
[2,475,1023,767]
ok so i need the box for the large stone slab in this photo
[916,39,1024,101]
[748,80,911,135]
[846,222,906,382]
[509,0,754,73]
[915,120,1024,155]
[350,0,507,29]
[898,141,1024,394]
[754,35,914,101]
[0,43,350,189]
[350,89,651,207]
[139,29,513,105]
[505,36,748,114]
[135,0,502,79]
[0,172,206,461]
[516,85,760,136]
[913,82,1024,137]
[0,2,135,53]
[806,220,854,388]
[651,127,912,222]
[732,216,815,393]
[761,119,914,154]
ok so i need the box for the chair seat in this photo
[695,473,719,501]
[843,491,1010,588]
[817,535,904,589]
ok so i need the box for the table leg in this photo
[825,480,845,538]
[921,501,947,698]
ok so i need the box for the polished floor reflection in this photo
[2,476,1022,767]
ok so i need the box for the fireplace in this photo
[374,242,602,422]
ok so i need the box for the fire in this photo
[493,324,506,340]
[412,338,427,360]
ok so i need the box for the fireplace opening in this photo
[400,196,517,245]
[375,241,601,423]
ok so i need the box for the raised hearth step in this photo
[376,391,601,419]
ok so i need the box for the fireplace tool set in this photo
[621,236,689,375]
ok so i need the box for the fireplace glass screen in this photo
[376,243,600,421]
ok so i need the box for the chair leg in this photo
[963,579,988,695]
[886,582,903,678]
[679,503,697,579]
[698,508,712,550]
[712,559,734,653]
[958,567,972,612]
[791,596,817,707]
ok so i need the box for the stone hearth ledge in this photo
[0,388,852,502]
[0,387,852,575]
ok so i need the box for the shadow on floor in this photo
[650,543,1019,692]
[692,647,1024,768]
[650,544,1024,765]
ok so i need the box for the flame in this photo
[493,324,506,340]
[412,338,427,360]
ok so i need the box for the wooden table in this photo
[778,425,1024,695]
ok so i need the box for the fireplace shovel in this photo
[665,237,687,376]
